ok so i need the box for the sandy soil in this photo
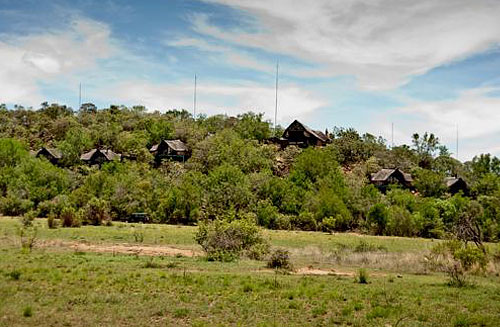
[39,239,200,257]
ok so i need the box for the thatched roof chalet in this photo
[150,139,190,163]
[444,177,468,195]
[80,149,121,165]
[281,120,330,148]
[370,168,413,189]
[33,147,62,164]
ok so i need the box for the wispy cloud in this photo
[368,87,500,159]
[167,37,275,73]
[195,0,500,89]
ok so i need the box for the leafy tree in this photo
[412,132,440,168]
[413,168,447,197]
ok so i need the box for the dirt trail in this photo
[38,240,371,277]
[294,267,354,276]
[39,240,200,257]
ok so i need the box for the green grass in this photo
[1,217,500,326]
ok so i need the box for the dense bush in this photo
[195,218,269,261]
[426,240,488,287]
[83,198,111,226]
[267,249,293,270]
[0,104,499,241]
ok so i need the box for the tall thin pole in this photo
[456,124,459,161]
[193,74,197,119]
[274,60,279,133]
[78,82,82,109]
[391,122,394,149]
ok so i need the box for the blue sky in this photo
[1,0,500,160]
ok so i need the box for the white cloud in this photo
[0,18,115,106]
[195,0,500,89]
[368,87,500,160]
[96,79,326,125]
[167,37,274,73]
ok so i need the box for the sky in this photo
[1,0,500,160]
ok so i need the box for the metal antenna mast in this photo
[456,124,459,161]
[78,82,82,109]
[274,60,279,133]
[193,74,197,119]
[391,122,394,149]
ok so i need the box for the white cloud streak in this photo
[368,87,500,160]
[195,0,500,89]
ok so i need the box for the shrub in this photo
[255,200,279,228]
[275,214,292,230]
[356,268,369,284]
[60,206,80,227]
[47,213,58,229]
[8,270,21,280]
[291,211,317,231]
[367,203,389,235]
[23,306,33,317]
[426,240,488,287]
[354,240,387,253]
[321,216,336,233]
[18,225,37,252]
[195,218,269,261]
[21,210,37,227]
[267,249,293,270]
[83,198,111,226]
[0,195,34,217]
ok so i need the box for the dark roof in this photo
[150,139,189,152]
[371,168,413,183]
[36,147,62,159]
[80,149,121,161]
[284,120,330,143]
[444,177,466,187]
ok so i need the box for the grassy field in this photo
[1,217,499,326]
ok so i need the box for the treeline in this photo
[0,103,499,241]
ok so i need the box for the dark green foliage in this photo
[8,270,21,280]
[413,168,447,197]
[367,203,389,235]
[0,103,499,240]
[267,249,292,270]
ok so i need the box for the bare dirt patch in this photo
[294,267,354,276]
[39,239,201,257]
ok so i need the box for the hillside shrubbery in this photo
[0,103,499,241]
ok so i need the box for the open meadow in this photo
[1,217,499,327]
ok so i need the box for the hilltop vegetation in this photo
[1,103,500,241]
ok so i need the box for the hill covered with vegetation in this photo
[1,102,499,241]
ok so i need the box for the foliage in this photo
[195,218,269,261]
[0,103,499,240]
[413,168,447,197]
[427,240,488,287]
[60,206,80,228]
[356,268,369,284]
[266,249,293,270]
[83,198,111,226]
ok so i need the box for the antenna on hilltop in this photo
[193,74,197,119]
[78,82,82,109]
[274,59,279,134]
[391,122,394,149]
[456,124,459,161]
